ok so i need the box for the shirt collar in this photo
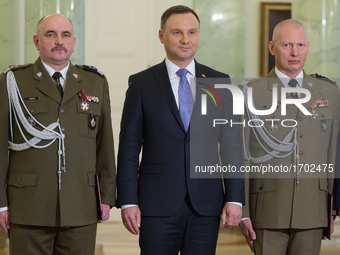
[275,67,304,88]
[165,58,196,78]
[42,61,70,80]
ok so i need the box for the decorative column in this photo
[292,0,340,78]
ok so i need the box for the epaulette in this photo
[311,73,336,85]
[243,76,264,85]
[77,64,104,77]
[3,64,32,74]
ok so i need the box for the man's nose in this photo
[290,45,298,56]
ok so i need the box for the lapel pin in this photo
[202,74,206,78]
[73,73,78,79]
[37,72,42,77]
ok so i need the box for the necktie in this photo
[288,79,298,99]
[176,68,193,132]
[53,72,63,97]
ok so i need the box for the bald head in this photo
[269,19,309,78]
[272,19,307,43]
[37,14,74,34]
[33,13,76,70]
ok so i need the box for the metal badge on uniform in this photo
[268,123,278,134]
[321,120,327,132]
[27,116,36,127]
[88,115,96,130]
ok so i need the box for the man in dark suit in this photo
[117,5,245,255]
[0,14,116,254]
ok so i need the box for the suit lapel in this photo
[34,59,61,104]
[154,61,185,131]
[62,64,83,104]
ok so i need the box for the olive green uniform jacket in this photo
[242,68,340,229]
[0,58,116,227]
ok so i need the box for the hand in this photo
[220,203,242,228]
[121,206,141,235]
[98,204,111,223]
[0,210,10,238]
[239,218,256,252]
[322,215,334,240]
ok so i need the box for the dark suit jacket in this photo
[117,60,244,217]
[334,123,340,210]
[0,58,116,227]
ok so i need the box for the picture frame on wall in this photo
[259,2,292,76]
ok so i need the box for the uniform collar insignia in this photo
[37,72,42,77]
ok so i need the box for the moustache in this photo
[51,45,67,52]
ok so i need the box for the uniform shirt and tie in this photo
[275,67,303,98]
[42,61,69,95]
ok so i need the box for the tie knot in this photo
[52,72,62,80]
[288,79,298,88]
[176,68,188,78]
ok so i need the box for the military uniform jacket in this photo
[0,58,116,227]
[242,68,340,229]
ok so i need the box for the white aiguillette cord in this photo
[241,83,300,190]
[6,70,66,189]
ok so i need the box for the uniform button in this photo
[299,134,303,138]
[299,151,303,155]
[60,109,65,113]
[19,181,23,185]
[259,186,263,191]
[298,117,302,121]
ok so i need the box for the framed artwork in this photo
[259,2,292,76]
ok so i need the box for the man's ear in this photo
[269,41,275,56]
[158,29,165,44]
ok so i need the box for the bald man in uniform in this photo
[0,14,116,255]
[239,19,340,255]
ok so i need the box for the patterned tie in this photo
[53,72,63,97]
[288,78,298,99]
[177,69,193,132]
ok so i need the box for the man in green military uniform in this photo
[0,14,116,254]
[239,19,340,255]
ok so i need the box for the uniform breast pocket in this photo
[23,100,49,127]
[77,103,101,139]
[309,108,333,138]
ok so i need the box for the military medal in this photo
[88,115,96,130]
[81,101,89,111]
[310,98,329,110]
[78,89,100,103]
